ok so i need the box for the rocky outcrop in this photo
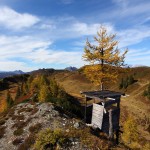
[0,102,86,150]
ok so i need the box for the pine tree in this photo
[82,26,127,90]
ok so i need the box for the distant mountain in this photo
[30,68,63,76]
[65,66,78,71]
[0,70,25,79]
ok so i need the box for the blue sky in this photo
[0,0,150,71]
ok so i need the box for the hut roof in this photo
[81,90,124,100]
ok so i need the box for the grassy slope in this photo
[53,67,150,143]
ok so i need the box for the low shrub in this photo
[12,138,24,145]
[0,119,5,126]
[13,128,24,136]
[18,134,35,150]
[29,123,42,133]
[33,128,69,150]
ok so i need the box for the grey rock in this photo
[74,122,80,129]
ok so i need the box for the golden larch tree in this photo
[38,84,49,102]
[82,26,127,90]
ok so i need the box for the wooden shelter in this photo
[81,90,124,139]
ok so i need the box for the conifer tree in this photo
[38,84,49,102]
[15,86,21,100]
[82,26,127,90]
[50,79,58,97]
[6,90,14,107]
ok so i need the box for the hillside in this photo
[52,67,150,147]
[0,67,150,149]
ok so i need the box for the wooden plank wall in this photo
[92,103,104,129]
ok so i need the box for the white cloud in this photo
[117,26,150,48]
[0,35,84,71]
[0,35,52,58]
[0,6,40,30]
[124,47,150,67]
[26,49,83,66]
[0,61,36,72]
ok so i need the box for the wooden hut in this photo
[81,90,124,139]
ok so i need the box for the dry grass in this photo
[30,107,39,115]
[11,115,24,121]
[12,121,26,129]
[18,107,33,114]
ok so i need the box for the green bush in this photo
[34,128,69,150]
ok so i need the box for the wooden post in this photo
[84,97,87,123]
[109,109,113,139]
[116,129,119,144]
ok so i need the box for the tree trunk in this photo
[101,48,104,91]
[101,82,104,91]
